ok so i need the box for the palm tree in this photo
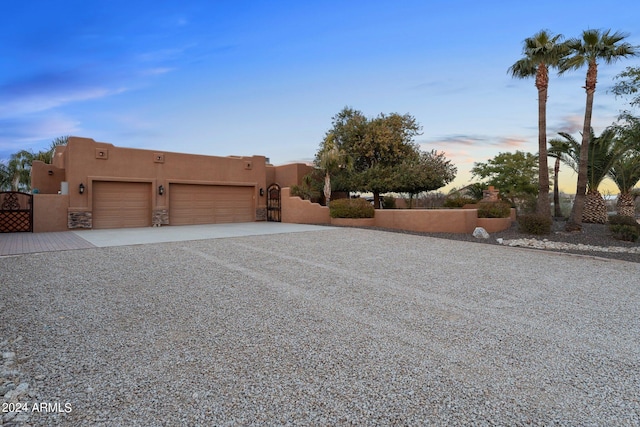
[33,135,68,163]
[0,161,11,191]
[548,137,572,217]
[553,128,628,223]
[6,150,36,192]
[316,134,351,204]
[509,30,568,218]
[559,29,637,231]
[608,151,640,217]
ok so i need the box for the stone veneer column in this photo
[68,212,92,229]
[152,209,169,226]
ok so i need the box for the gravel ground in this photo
[1,228,639,426]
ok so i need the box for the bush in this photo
[518,213,552,235]
[329,198,375,218]
[610,225,640,242]
[609,215,640,242]
[382,196,396,209]
[443,195,477,208]
[608,214,639,226]
[477,201,512,218]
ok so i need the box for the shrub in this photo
[477,201,512,218]
[329,198,375,218]
[382,196,396,209]
[608,214,639,227]
[443,195,477,208]
[518,213,552,235]
[609,215,640,242]
[610,224,640,242]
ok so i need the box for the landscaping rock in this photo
[472,227,490,239]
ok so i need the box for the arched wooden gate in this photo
[266,184,281,222]
[0,191,33,232]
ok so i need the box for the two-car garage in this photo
[91,181,254,229]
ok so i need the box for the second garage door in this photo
[93,181,152,229]
[169,184,254,225]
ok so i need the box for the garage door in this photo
[93,181,152,229]
[169,184,254,225]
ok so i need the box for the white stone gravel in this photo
[1,228,639,426]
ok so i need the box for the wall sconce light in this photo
[158,185,164,195]
[259,188,264,196]
[48,170,53,176]
[79,183,85,194]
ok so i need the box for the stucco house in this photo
[29,137,312,232]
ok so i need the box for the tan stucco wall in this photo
[375,209,479,233]
[280,190,513,233]
[33,194,70,232]
[281,187,330,224]
[31,161,66,195]
[269,163,314,188]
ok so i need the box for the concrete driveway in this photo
[0,222,330,256]
[1,227,638,425]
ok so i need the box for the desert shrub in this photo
[609,225,640,242]
[382,196,396,209]
[518,213,552,235]
[477,201,512,218]
[443,195,477,208]
[329,198,375,218]
[609,215,640,242]
[608,214,640,227]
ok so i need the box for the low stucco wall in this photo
[375,209,479,234]
[33,194,70,232]
[281,187,330,224]
[281,191,514,233]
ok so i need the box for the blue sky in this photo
[3,0,640,192]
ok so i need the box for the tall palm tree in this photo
[553,128,628,223]
[509,30,568,218]
[548,137,572,217]
[559,29,637,231]
[608,151,640,217]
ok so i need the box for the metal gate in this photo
[0,191,33,232]
[266,183,281,222]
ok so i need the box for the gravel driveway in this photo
[2,228,639,426]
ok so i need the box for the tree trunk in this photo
[582,190,608,223]
[373,192,380,209]
[553,157,562,217]
[536,67,551,217]
[566,62,597,232]
[617,193,636,217]
[323,172,331,205]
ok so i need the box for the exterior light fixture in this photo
[158,185,164,195]
[48,170,53,175]
[259,188,264,196]
[79,183,85,194]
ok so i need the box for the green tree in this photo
[393,150,457,207]
[315,134,352,204]
[551,128,629,223]
[0,161,11,191]
[319,107,422,207]
[6,150,35,191]
[470,151,539,210]
[509,30,568,218]
[608,113,640,216]
[612,66,640,108]
[548,137,573,217]
[559,29,637,231]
